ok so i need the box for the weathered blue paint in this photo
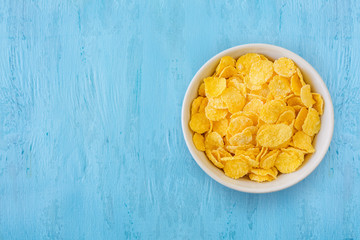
[0,0,359,239]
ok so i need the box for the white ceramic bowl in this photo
[182,44,334,193]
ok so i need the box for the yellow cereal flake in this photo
[300,84,315,108]
[229,129,253,146]
[191,97,204,115]
[231,154,259,168]
[236,53,261,75]
[290,73,303,96]
[249,60,274,85]
[227,76,244,84]
[208,119,213,133]
[256,124,293,148]
[226,144,255,154]
[189,112,210,133]
[312,93,324,115]
[224,160,249,179]
[227,77,247,95]
[292,105,303,114]
[284,105,296,114]
[206,149,224,168]
[219,65,237,78]
[284,94,295,102]
[247,93,266,103]
[212,118,229,137]
[250,84,270,98]
[227,116,253,137]
[273,57,296,77]
[217,147,232,159]
[230,111,257,126]
[287,96,305,107]
[259,54,269,61]
[205,105,228,121]
[259,100,286,123]
[260,147,269,158]
[204,77,227,97]
[256,146,267,162]
[198,82,206,96]
[205,132,224,150]
[260,149,280,169]
[235,148,260,159]
[275,148,304,173]
[216,56,236,76]
[249,173,274,182]
[302,108,321,136]
[193,133,206,151]
[271,167,279,177]
[208,96,227,109]
[269,75,291,99]
[220,87,246,113]
[243,99,264,115]
[297,68,306,85]
[244,126,258,135]
[244,75,263,91]
[294,107,308,131]
[250,168,278,178]
[277,109,296,125]
[198,98,208,113]
[242,112,259,125]
[266,92,275,101]
[292,131,315,153]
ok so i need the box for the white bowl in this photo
[181,43,334,193]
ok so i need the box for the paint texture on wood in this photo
[0,0,359,239]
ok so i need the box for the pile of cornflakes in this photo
[189,54,324,182]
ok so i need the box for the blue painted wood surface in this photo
[0,0,359,239]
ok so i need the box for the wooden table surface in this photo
[0,0,359,239]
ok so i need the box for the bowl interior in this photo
[182,44,334,193]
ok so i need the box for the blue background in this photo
[0,0,359,239]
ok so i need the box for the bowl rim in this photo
[181,43,334,193]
